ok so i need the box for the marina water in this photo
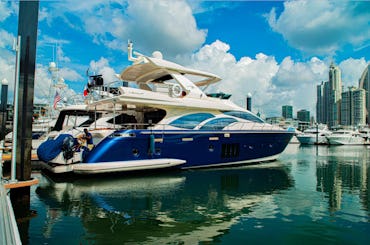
[23,144,369,244]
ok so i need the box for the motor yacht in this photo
[37,43,294,174]
[296,125,331,145]
[326,129,365,145]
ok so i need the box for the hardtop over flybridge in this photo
[37,42,294,174]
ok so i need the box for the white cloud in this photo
[187,40,279,116]
[125,0,206,56]
[272,57,328,114]
[339,58,369,88]
[185,40,365,117]
[56,45,71,63]
[0,1,16,22]
[266,0,370,56]
[38,7,48,23]
[44,0,206,57]
[0,38,79,105]
[0,29,16,101]
[34,64,77,105]
[34,65,55,103]
[0,52,15,99]
[0,29,14,49]
[58,67,84,82]
[89,57,118,84]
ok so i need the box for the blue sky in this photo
[1,0,369,118]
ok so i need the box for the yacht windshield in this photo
[223,111,264,123]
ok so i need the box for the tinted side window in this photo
[200,118,238,130]
[169,113,214,129]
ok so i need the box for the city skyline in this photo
[0,0,369,117]
[317,63,369,128]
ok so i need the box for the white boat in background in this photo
[326,129,365,145]
[296,125,331,145]
[359,126,370,142]
[3,117,57,159]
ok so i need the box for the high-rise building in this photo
[316,81,326,124]
[282,105,293,119]
[297,109,310,122]
[328,62,342,128]
[359,64,370,124]
[341,87,366,126]
[341,88,352,126]
[353,88,366,126]
[317,63,342,128]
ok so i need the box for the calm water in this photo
[22,144,370,244]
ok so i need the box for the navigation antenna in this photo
[127,40,145,64]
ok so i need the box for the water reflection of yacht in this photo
[34,166,292,244]
[36,173,186,202]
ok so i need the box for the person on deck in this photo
[83,128,94,150]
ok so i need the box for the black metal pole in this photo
[10,1,39,236]
[0,80,8,141]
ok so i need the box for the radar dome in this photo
[49,62,56,68]
[152,51,163,59]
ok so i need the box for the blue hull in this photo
[84,129,293,168]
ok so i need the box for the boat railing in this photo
[225,122,284,131]
[85,81,125,103]
[110,121,286,132]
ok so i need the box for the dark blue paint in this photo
[84,129,293,168]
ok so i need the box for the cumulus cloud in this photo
[339,58,369,88]
[0,1,16,22]
[185,40,366,117]
[58,67,84,82]
[0,29,16,101]
[272,57,327,114]
[0,30,79,104]
[125,0,206,56]
[34,64,77,105]
[266,0,370,56]
[187,40,278,115]
[2,0,369,120]
[89,57,119,84]
[47,0,206,57]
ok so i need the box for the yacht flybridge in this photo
[37,43,294,174]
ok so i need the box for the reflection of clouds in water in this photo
[275,190,328,222]
[43,208,62,238]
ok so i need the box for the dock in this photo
[0,183,22,245]
[1,153,39,161]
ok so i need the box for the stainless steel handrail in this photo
[0,185,22,245]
